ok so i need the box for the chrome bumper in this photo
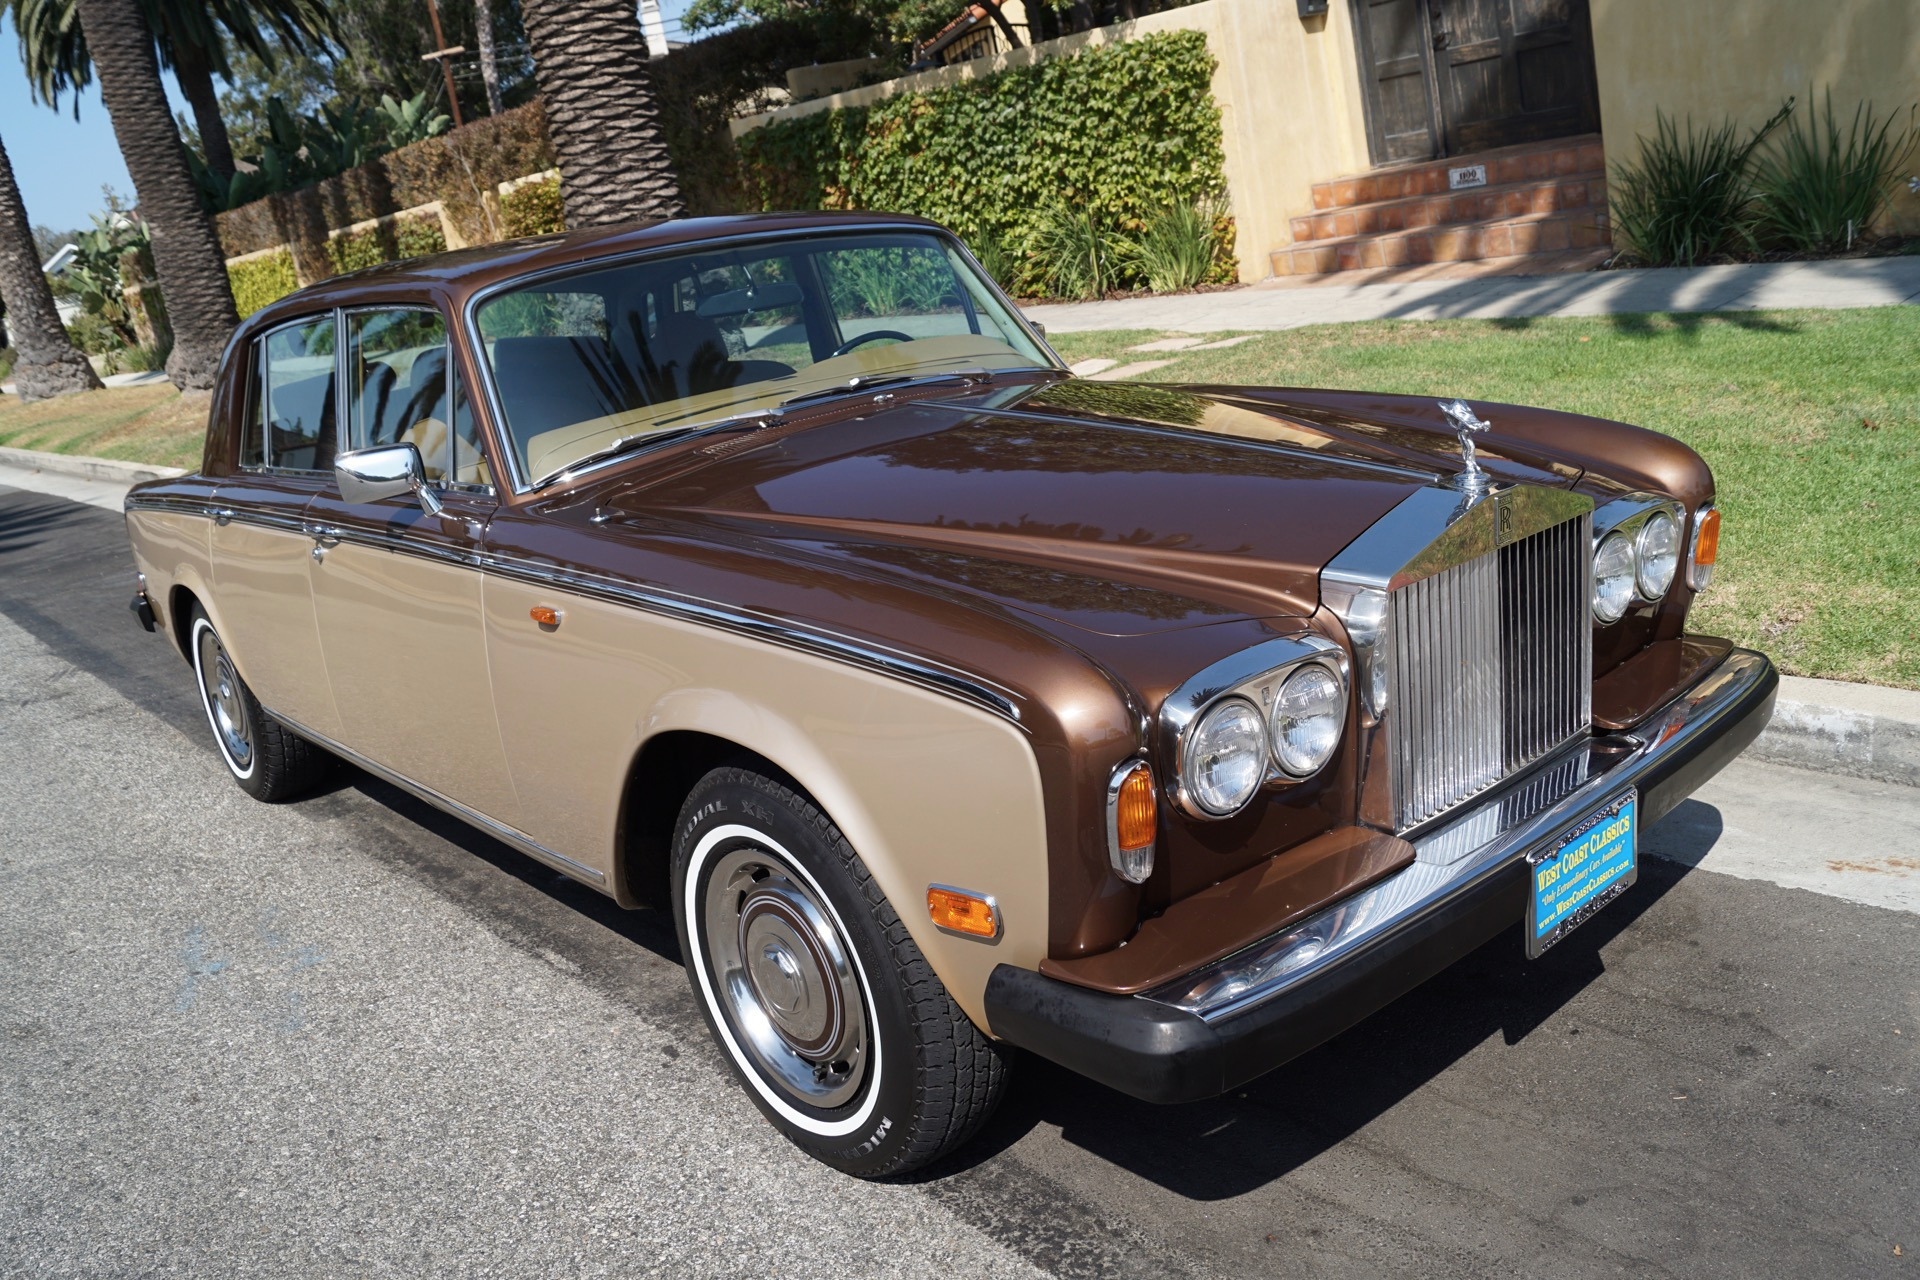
[984,647,1777,1103]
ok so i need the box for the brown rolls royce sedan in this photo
[125,212,1775,1177]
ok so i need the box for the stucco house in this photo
[739,0,1920,284]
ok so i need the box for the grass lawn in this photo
[1051,308,1920,690]
[0,384,208,472]
[5,308,1915,688]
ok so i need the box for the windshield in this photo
[473,230,1058,486]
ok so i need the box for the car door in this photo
[303,303,521,825]
[209,313,341,740]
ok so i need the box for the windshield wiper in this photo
[530,409,783,491]
[778,368,1000,410]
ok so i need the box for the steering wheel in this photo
[829,330,914,359]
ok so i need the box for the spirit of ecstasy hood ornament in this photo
[1437,398,1493,493]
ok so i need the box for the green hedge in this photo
[217,102,556,273]
[500,176,565,238]
[324,213,449,275]
[736,31,1234,291]
[228,248,300,317]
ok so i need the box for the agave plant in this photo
[1609,101,1792,267]
[1752,90,1918,254]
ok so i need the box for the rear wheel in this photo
[671,767,1008,1177]
[188,605,328,802]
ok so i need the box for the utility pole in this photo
[422,0,466,129]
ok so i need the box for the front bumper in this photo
[985,647,1777,1104]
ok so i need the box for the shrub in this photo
[0,346,17,382]
[1131,196,1226,293]
[228,249,300,317]
[325,213,449,275]
[65,310,124,359]
[1610,103,1790,266]
[500,176,565,238]
[1753,92,1918,254]
[737,31,1235,294]
[1028,203,1132,299]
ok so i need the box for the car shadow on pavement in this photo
[939,801,1728,1199]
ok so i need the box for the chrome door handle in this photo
[212,507,236,526]
[302,523,344,561]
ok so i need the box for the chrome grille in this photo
[1387,513,1592,830]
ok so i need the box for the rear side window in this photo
[245,316,338,471]
[345,307,484,486]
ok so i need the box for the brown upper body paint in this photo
[129,213,1720,999]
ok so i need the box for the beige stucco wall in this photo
[1591,0,1920,235]
[732,0,1372,283]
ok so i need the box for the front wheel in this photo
[188,605,328,802]
[671,767,1008,1177]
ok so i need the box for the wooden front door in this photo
[1353,0,1600,164]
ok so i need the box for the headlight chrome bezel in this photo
[1160,635,1351,821]
[1590,496,1688,623]
[1634,508,1682,600]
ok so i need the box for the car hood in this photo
[596,379,1577,637]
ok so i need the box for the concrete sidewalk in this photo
[1027,255,1920,333]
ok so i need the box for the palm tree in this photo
[72,0,238,391]
[0,132,102,401]
[520,0,682,228]
[12,0,334,183]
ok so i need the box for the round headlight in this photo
[1592,531,1635,623]
[1271,663,1344,776]
[1181,697,1266,816]
[1635,509,1680,599]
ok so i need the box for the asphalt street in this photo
[1,481,1915,1279]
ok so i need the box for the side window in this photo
[346,308,458,483]
[254,316,338,471]
[816,243,973,347]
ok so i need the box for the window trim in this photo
[460,223,1066,497]
[239,304,496,496]
[339,302,492,492]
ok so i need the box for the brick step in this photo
[1291,174,1607,244]
[1271,208,1610,276]
[1310,133,1606,211]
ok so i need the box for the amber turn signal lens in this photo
[529,605,561,627]
[1114,764,1157,852]
[1694,508,1721,567]
[927,886,998,938]
[1688,507,1721,592]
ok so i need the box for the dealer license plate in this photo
[1526,791,1638,958]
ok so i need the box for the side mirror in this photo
[335,443,444,516]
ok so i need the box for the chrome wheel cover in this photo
[700,843,869,1109]
[194,624,254,773]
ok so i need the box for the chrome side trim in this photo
[479,551,1026,726]
[125,508,1027,728]
[1140,647,1772,1022]
[264,707,608,886]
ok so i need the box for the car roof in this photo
[237,210,949,337]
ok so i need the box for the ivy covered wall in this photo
[736,31,1235,291]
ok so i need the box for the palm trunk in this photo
[171,37,235,182]
[474,0,504,115]
[0,133,103,401]
[73,0,238,392]
[521,0,683,228]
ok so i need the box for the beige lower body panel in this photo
[482,579,1050,1032]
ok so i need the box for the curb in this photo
[0,442,1912,790]
[0,445,186,485]
[1749,675,1920,790]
